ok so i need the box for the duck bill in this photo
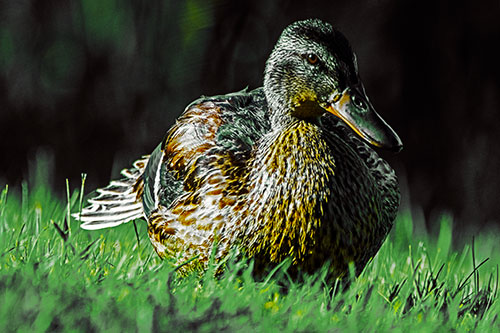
[325,84,403,152]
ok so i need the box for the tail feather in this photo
[73,156,149,230]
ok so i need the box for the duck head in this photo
[264,19,403,152]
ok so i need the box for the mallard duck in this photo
[74,19,402,279]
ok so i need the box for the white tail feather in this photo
[73,156,149,230]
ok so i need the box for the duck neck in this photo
[242,118,336,264]
[269,106,296,129]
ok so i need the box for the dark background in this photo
[1,0,499,235]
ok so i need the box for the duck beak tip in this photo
[325,88,403,152]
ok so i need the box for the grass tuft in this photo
[0,181,498,331]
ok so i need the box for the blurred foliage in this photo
[0,0,218,191]
[1,0,500,232]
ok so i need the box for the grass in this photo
[0,179,498,332]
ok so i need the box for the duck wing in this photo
[141,87,270,222]
[75,88,269,232]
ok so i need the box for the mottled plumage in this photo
[74,19,402,279]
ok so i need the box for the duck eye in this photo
[305,53,319,65]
